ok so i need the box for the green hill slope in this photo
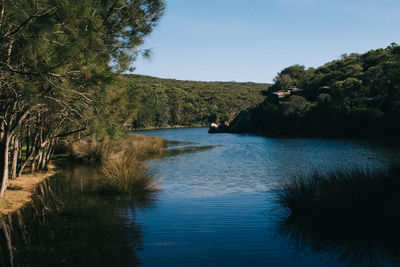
[229,44,400,137]
[125,75,270,128]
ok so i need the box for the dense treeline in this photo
[125,74,268,128]
[0,0,165,198]
[236,44,400,137]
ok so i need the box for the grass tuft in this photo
[67,134,166,196]
[276,165,400,265]
[277,166,400,221]
[98,148,158,195]
[68,134,166,164]
[70,138,109,163]
[107,134,167,160]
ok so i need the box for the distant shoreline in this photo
[132,125,208,131]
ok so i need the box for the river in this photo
[1,128,400,266]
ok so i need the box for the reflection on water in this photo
[163,145,217,157]
[279,215,400,267]
[1,128,400,266]
[276,166,400,266]
[0,166,156,266]
[143,129,400,199]
[138,128,400,266]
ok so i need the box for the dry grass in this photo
[98,147,160,195]
[0,134,165,217]
[70,137,108,163]
[0,164,55,217]
[0,134,165,213]
[96,134,166,195]
[107,134,166,159]
[69,134,166,163]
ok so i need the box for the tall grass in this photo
[68,134,166,164]
[67,134,165,195]
[276,165,400,265]
[98,148,158,195]
[70,138,108,163]
[277,166,400,221]
[107,134,167,160]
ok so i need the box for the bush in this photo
[98,148,158,195]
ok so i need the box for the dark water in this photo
[1,128,400,266]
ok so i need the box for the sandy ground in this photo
[0,165,55,216]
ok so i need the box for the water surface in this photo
[1,128,400,266]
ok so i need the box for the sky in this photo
[132,0,400,83]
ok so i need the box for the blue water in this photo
[3,128,400,266]
[132,128,400,266]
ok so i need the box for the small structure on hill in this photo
[272,86,303,99]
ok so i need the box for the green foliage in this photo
[279,96,310,117]
[247,44,400,137]
[272,65,307,90]
[125,75,269,128]
[0,0,165,197]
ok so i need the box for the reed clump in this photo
[277,165,400,221]
[67,134,165,195]
[69,138,109,163]
[107,134,167,160]
[98,148,159,195]
[276,165,400,265]
[102,134,165,195]
[68,134,166,164]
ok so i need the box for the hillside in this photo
[227,44,400,137]
[125,75,270,128]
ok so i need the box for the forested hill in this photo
[125,74,270,128]
[229,44,400,137]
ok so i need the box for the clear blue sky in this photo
[132,0,400,83]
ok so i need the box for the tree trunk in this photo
[40,145,48,170]
[17,146,35,178]
[0,133,11,198]
[0,219,14,267]
[30,158,36,173]
[17,139,22,162]
[45,141,55,169]
[25,130,30,161]
[37,147,44,171]
[10,137,19,180]
[18,131,39,177]
[0,121,4,143]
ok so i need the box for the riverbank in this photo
[132,124,206,131]
[0,164,56,217]
[0,134,167,218]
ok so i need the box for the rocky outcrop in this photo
[228,110,252,133]
[208,122,229,134]
[208,110,252,134]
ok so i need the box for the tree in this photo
[0,0,165,198]
[272,65,306,90]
